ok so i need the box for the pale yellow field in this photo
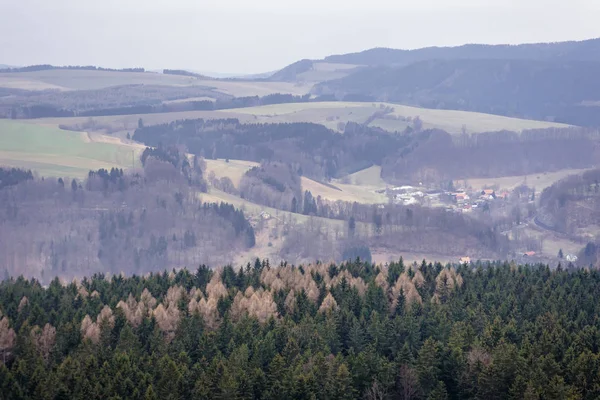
[301,177,387,204]
[204,159,259,187]
[32,101,566,136]
[201,158,387,204]
[458,168,593,192]
[0,69,313,97]
[0,70,197,91]
[377,103,570,134]
[0,77,67,91]
[223,102,570,134]
[204,80,312,97]
[342,165,387,187]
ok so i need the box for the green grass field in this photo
[0,120,143,178]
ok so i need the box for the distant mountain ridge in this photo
[322,38,600,66]
[314,58,600,126]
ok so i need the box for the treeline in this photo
[302,189,508,257]
[0,64,145,73]
[2,260,600,398]
[134,117,600,185]
[0,85,230,120]
[1,90,316,119]
[381,127,600,183]
[133,119,413,180]
[75,93,314,117]
[0,163,253,282]
[0,167,33,190]
[163,69,209,79]
[239,163,303,212]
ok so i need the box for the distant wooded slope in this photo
[315,59,600,126]
[322,38,600,66]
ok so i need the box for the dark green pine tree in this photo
[333,363,356,400]
[395,288,406,317]
[155,355,182,400]
[428,380,449,400]
[145,384,158,400]
[265,354,287,400]
[417,339,442,396]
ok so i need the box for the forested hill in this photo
[2,260,600,399]
[315,59,600,126]
[322,38,600,66]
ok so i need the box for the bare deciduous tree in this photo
[364,380,387,400]
[398,365,420,400]
[30,323,56,363]
[0,317,16,364]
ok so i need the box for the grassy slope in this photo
[204,159,259,187]
[343,165,387,186]
[0,120,143,178]
[294,62,361,83]
[229,102,570,133]
[0,69,312,96]
[383,103,571,134]
[0,70,195,91]
[457,168,594,192]
[203,158,387,204]
[33,101,568,136]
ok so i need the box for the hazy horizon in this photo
[2,0,600,74]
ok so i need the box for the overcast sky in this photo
[2,0,600,74]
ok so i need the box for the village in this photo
[382,183,582,265]
[383,184,512,214]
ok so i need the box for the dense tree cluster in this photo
[240,163,303,212]
[0,167,33,190]
[0,168,252,282]
[0,86,313,119]
[538,168,600,234]
[133,119,413,180]
[134,117,600,185]
[0,85,230,120]
[2,260,600,398]
[381,127,600,183]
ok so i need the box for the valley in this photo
[1,38,599,278]
[3,13,600,397]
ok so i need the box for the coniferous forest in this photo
[1,259,600,399]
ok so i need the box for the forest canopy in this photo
[1,259,599,399]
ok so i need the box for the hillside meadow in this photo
[30,101,569,137]
[0,120,143,178]
[0,69,312,96]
